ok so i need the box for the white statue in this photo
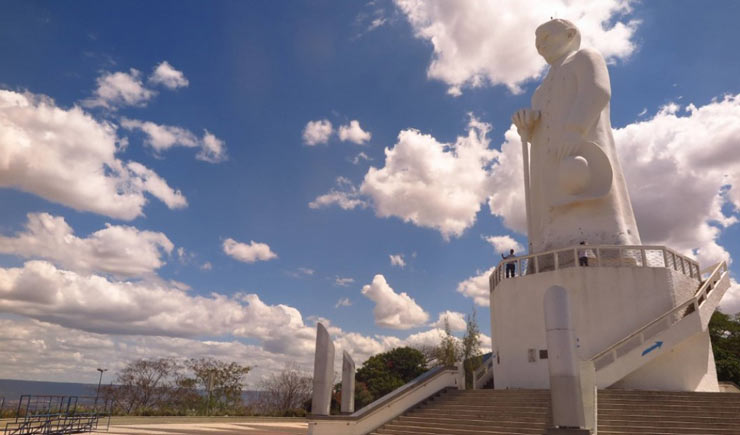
[512,19,641,254]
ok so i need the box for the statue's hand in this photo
[512,109,540,143]
[556,130,583,160]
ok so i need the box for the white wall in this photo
[491,266,704,390]
[613,330,719,391]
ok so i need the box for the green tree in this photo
[354,347,427,408]
[184,358,252,415]
[462,308,483,388]
[112,358,179,415]
[709,310,740,385]
[433,317,461,367]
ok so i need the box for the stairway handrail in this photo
[588,260,728,365]
[490,244,701,291]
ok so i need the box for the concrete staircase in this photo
[369,388,740,435]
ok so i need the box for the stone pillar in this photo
[311,322,335,416]
[341,350,355,413]
[544,285,589,434]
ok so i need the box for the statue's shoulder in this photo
[571,47,607,66]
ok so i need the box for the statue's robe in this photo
[528,47,641,253]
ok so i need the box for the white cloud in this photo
[334,276,355,287]
[298,267,315,276]
[309,176,368,210]
[613,97,740,267]
[338,120,372,144]
[121,118,198,151]
[457,266,494,307]
[0,261,300,341]
[361,116,496,239]
[431,310,466,332]
[222,238,278,263]
[302,119,333,146]
[485,126,535,235]
[361,274,429,329]
[389,254,406,268]
[83,69,156,109]
[335,297,352,308]
[720,279,740,316]
[394,0,639,94]
[484,235,524,255]
[0,90,187,220]
[200,262,213,271]
[121,119,227,163]
[0,316,311,384]
[198,130,228,163]
[149,61,189,89]
[368,17,387,31]
[0,213,173,278]
[351,152,372,165]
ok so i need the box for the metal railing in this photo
[472,357,494,390]
[490,244,701,291]
[589,261,728,372]
[3,395,111,435]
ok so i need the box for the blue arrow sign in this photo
[641,341,663,356]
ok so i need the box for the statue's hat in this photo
[548,140,613,207]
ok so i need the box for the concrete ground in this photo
[92,417,308,435]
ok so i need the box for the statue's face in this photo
[535,23,576,64]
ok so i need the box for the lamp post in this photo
[96,368,108,396]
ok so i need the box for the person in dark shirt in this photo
[502,249,517,278]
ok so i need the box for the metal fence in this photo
[490,244,701,291]
[3,395,110,435]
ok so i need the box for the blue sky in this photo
[1,0,740,384]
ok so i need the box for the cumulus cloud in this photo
[120,119,227,163]
[309,177,368,210]
[361,274,429,329]
[0,317,312,383]
[613,98,740,267]
[0,213,173,278]
[361,116,496,239]
[431,310,466,331]
[0,90,187,220]
[198,130,228,163]
[149,61,189,89]
[484,235,524,255]
[0,261,318,353]
[222,238,278,263]
[720,279,740,316]
[457,267,494,307]
[338,120,372,144]
[83,69,156,109]
[335,297,352,308]
[302,119,333,145]
[389,254,406,268]
[394,0,639,94]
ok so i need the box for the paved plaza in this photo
[94,420,307,435]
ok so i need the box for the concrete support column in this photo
[544,285,590,434]
[311,322,335,416]
[341,350,355,413]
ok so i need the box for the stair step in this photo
[375,423,544,435]
[369,389,740,435]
